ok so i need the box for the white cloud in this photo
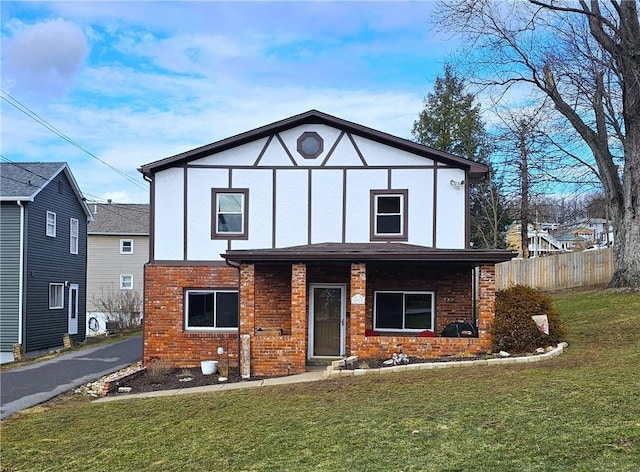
[2,18,89,98]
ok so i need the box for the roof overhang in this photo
[221,243,516,265]
[139,110,489,180]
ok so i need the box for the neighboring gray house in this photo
[0,162,92,363]
[86,202,149,335]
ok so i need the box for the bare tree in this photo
[493,103,564,257]
[435,0,640,287]
[91,288,142,332]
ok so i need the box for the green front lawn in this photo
[1,289,639,471]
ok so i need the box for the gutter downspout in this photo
[17,201,24,348]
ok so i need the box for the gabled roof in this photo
[139,110,489,179]
[222,242,515,264]
[0,162,92,219]
[88,203,149,235]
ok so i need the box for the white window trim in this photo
[373,290,435,332]
[120,274,134,290]
[70,218,79,254]
[46,211,57,237]
[120,239,134,254]
[185,289,239,332]
[211,189,249,240]
[374,194,404,236]
[49,283,64,309]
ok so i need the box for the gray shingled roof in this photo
[88,203,149,234]
[0,162,67,199]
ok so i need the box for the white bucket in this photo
[200,360,218,375]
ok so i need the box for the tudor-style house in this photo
[140,110,514,377]
[0,162,92,363]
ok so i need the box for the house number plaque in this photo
[351,294,365,305]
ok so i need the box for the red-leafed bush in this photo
[493,285,567,353]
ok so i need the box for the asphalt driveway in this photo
[0,335,142,420]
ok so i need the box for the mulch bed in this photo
[110,367,246,395]
[110,355,498,395]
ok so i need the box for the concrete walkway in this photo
[94,369,326,403]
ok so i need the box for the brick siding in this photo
[143,264,240,367]
[144,261,497,377]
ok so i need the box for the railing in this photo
[495,248,614,291]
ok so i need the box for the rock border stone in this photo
[323,342,569,378]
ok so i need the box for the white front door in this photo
[308,284,345,358]
[68,284,79,335]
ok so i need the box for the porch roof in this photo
[222,242,516,264]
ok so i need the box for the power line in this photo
[1,155,148,217]
[1,88,148,192]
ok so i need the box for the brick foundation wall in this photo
[144,264,240,368]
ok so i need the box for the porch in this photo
[223,243,514,378]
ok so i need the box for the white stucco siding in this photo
[352,135,435,167]
[344,169,387,242]
[435,168,466,249]
[186,168,229,260]
[323,134,366,167]
[391,168,433,246]
[230,169,273,250]
[275,169,309,247]
[311,169,344,243]
[278,124,343,167]
[154,167,185,260]
[195,138,268,166]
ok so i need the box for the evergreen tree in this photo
[412,64,509,248]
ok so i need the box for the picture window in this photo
[374,291,434,332]
[185,290,239,330]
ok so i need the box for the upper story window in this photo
[374,291,434,332]
[49,283,64,309]
[120,239,134,254]
[70,218,79,254]
[370,190,408,241]
[46,211,57,237]
[185,290,239,330]
[211,189,248,240]
[296,131,323,159]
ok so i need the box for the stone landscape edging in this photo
[323,342,569,378]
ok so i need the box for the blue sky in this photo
[2,1,461,203]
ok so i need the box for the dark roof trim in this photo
[139,110,489,179]
[221,243,516,264]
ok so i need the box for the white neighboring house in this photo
[86,203,149,335]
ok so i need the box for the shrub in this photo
[146,358,173,382]
[493,285,567,353]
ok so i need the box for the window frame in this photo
[370,189,408,241]
[120,239,134,254]
[184,289,239,331]
[373,290,435,333]
[49,283,64,309]
[211,189,249,240]
[46,211,57,237]
[70,218,79,254]
[120,274,134,290]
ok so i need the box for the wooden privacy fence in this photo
[495,248,614,291]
